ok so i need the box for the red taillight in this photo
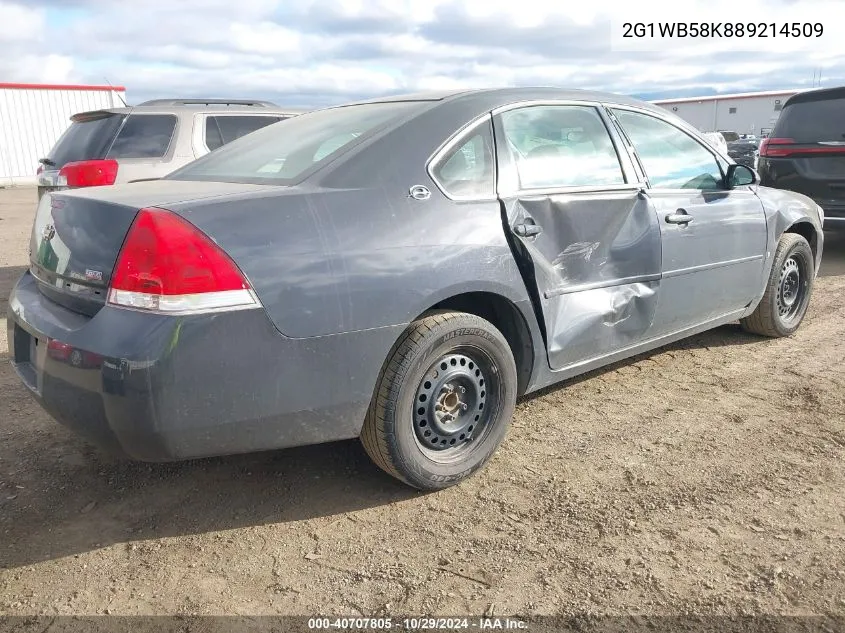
[758,137,793,157]
[108,207,258,313]
[759,137,845,158]
[47,339,72,360]
[58,159,118,187]
[36,164,44,176]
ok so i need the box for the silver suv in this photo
[36,98,305,199]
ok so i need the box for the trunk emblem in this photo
[85,269,104,281]
[41,224,55,241]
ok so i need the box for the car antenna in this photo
[104,77,129,107]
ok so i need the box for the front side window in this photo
[430,119,495,199]
[168,101,421,185]
[107,114,177,159]
[498,105,625,190]
[613,109,724,190]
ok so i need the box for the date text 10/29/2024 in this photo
[308,617,528,630]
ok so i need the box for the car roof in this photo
[70,103,306,121]
[339,86,671,116]
[784,85,845,107]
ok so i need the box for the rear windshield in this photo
[106,114,178,158]
[719,131,740,142]
[774,97,845,142]
[45,113,126,167]
[167,101,422,185]
[205,115,287,151]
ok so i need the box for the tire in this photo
[361,310,518,490]
[741,233,815,337]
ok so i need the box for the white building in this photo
[651,89,807,137]
[0,82,127,187]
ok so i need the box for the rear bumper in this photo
[7,271,400,461]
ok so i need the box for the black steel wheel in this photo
[775,255,807,324]
[741,232,815,337]
[412,350,496,459]
[361,310,518,490]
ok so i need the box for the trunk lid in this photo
[29,181,274,316]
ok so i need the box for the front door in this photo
[609,108,768,336]
[494,103,663,371]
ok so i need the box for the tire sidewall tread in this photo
[741,233,814,338]
[361,311,517,490]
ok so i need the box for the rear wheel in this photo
[361,310,518,490]
[741,233,815,337]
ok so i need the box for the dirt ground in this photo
[0,186,843,619]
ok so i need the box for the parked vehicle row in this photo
[36,98,304,200]
[701,131,728,155]
[727,136,760,169]
[7,87,825,490]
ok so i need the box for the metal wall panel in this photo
[654,94,797,136]
[0,86,126,186]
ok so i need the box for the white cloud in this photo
[0,2,75,82]
[1,0,842,106]
[0,1,43,41]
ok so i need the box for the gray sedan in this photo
[7,88,824,490]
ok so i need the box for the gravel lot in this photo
[1,186,843,619]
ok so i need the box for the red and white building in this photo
[0,82,127,187]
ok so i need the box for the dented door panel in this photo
[502,189,662,370]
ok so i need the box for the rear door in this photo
[609,107,768,335]
[759,91,845,221]
[493,102,662,371]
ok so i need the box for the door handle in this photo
[513,221,542,238]
[665,210,694,225]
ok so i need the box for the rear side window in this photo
[46,113,126,167]
[430,120,495,199]
[107,114,177,159]
[773,98,845,142]
[205,115,285,151]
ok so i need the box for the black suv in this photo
[758,86,845,226]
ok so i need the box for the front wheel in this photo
[361,310,518,490]
[741,233,815,337]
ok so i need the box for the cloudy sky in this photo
[1,0,842,108]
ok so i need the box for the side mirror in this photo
[726,163,758,188]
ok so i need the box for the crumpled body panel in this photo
[540,279,659,368]
[505,189,662,370]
